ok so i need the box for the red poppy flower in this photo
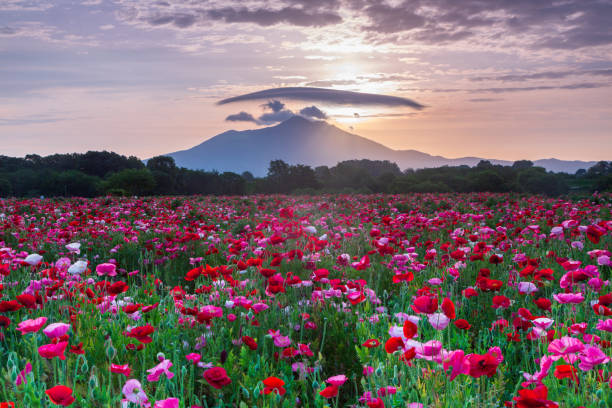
[492,295,511,309]
[553,365,579,383]
[367,397,385,408]
[0,316,10,328]
[384,337,404,354]
[412,296,438,314]
[534,298,552,311]
[466,352,500,378]
[362,339,380,348]
[513,385,558,408]
[45,385,75,406]
[203,367,232,389]
[261,376,286,395]
[403,320,418,339]
[69,342,85,355]
[392,272,414,283]
[454,319,471,330]
[586,224,605,244]
[16,293,37,309]
[108,281,129,296]
[489,254,503,264]
[259,268,276,278]
[0,300,23,313]
[400,347,416,363]
[319,385,339,398]
[185,267,202,281]
[125,324,155,344]
[242,335,258,350]
[441,297,456,319]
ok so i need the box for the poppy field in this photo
[0,193,610,408]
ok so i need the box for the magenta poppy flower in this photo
[38,341,68,360]
[553,292,584,304]
[16,362,32,386]
[443,350,468,380]
[596,319,612,332]
[96,263,117,277]
[154,398,179,408]
[185,353,201,364]
[326,374,347,387]
[110,364,131,377]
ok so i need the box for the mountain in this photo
[164,116,597,175]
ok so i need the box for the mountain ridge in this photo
[164,116,598,176]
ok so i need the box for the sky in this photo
[1,0,611,161]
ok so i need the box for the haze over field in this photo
[1,0,611,162]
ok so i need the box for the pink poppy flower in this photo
[251,303,269,313]
[43,322,71,339]
[16,316,47,335]
[273,335,291,348]
[428,313,451,330]
[517,282,538,295]
[146,359,174,382]
[122,379,149,405]
[522,355,553,387]
[578,346,610,371]
[547,336,584,363]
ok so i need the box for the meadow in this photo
[0,193,610,408]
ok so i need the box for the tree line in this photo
[0,151,610,197]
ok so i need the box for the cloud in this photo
[471,68,612,82]
[352,0,612,49]
[0,26,18,35]
[226,105,297,125]
[0,0,53,11]
[361,3,426,34]
[218,87,424,109]
[472,82,609,93]
[225,111,258,123]
[263,100,285,113]
[147,13,198,28]
[206,7,341,27]
[0,112,81,126]
[305,79,358,87]
[299,105,327,119]
[468,98,503,102]
[257,109,295,125]
[333,112,417,118]
[113,0,612,51]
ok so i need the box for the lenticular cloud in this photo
[217,87,425,109]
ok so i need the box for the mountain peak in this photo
[164,120,596,176]
[276,115,318,128]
